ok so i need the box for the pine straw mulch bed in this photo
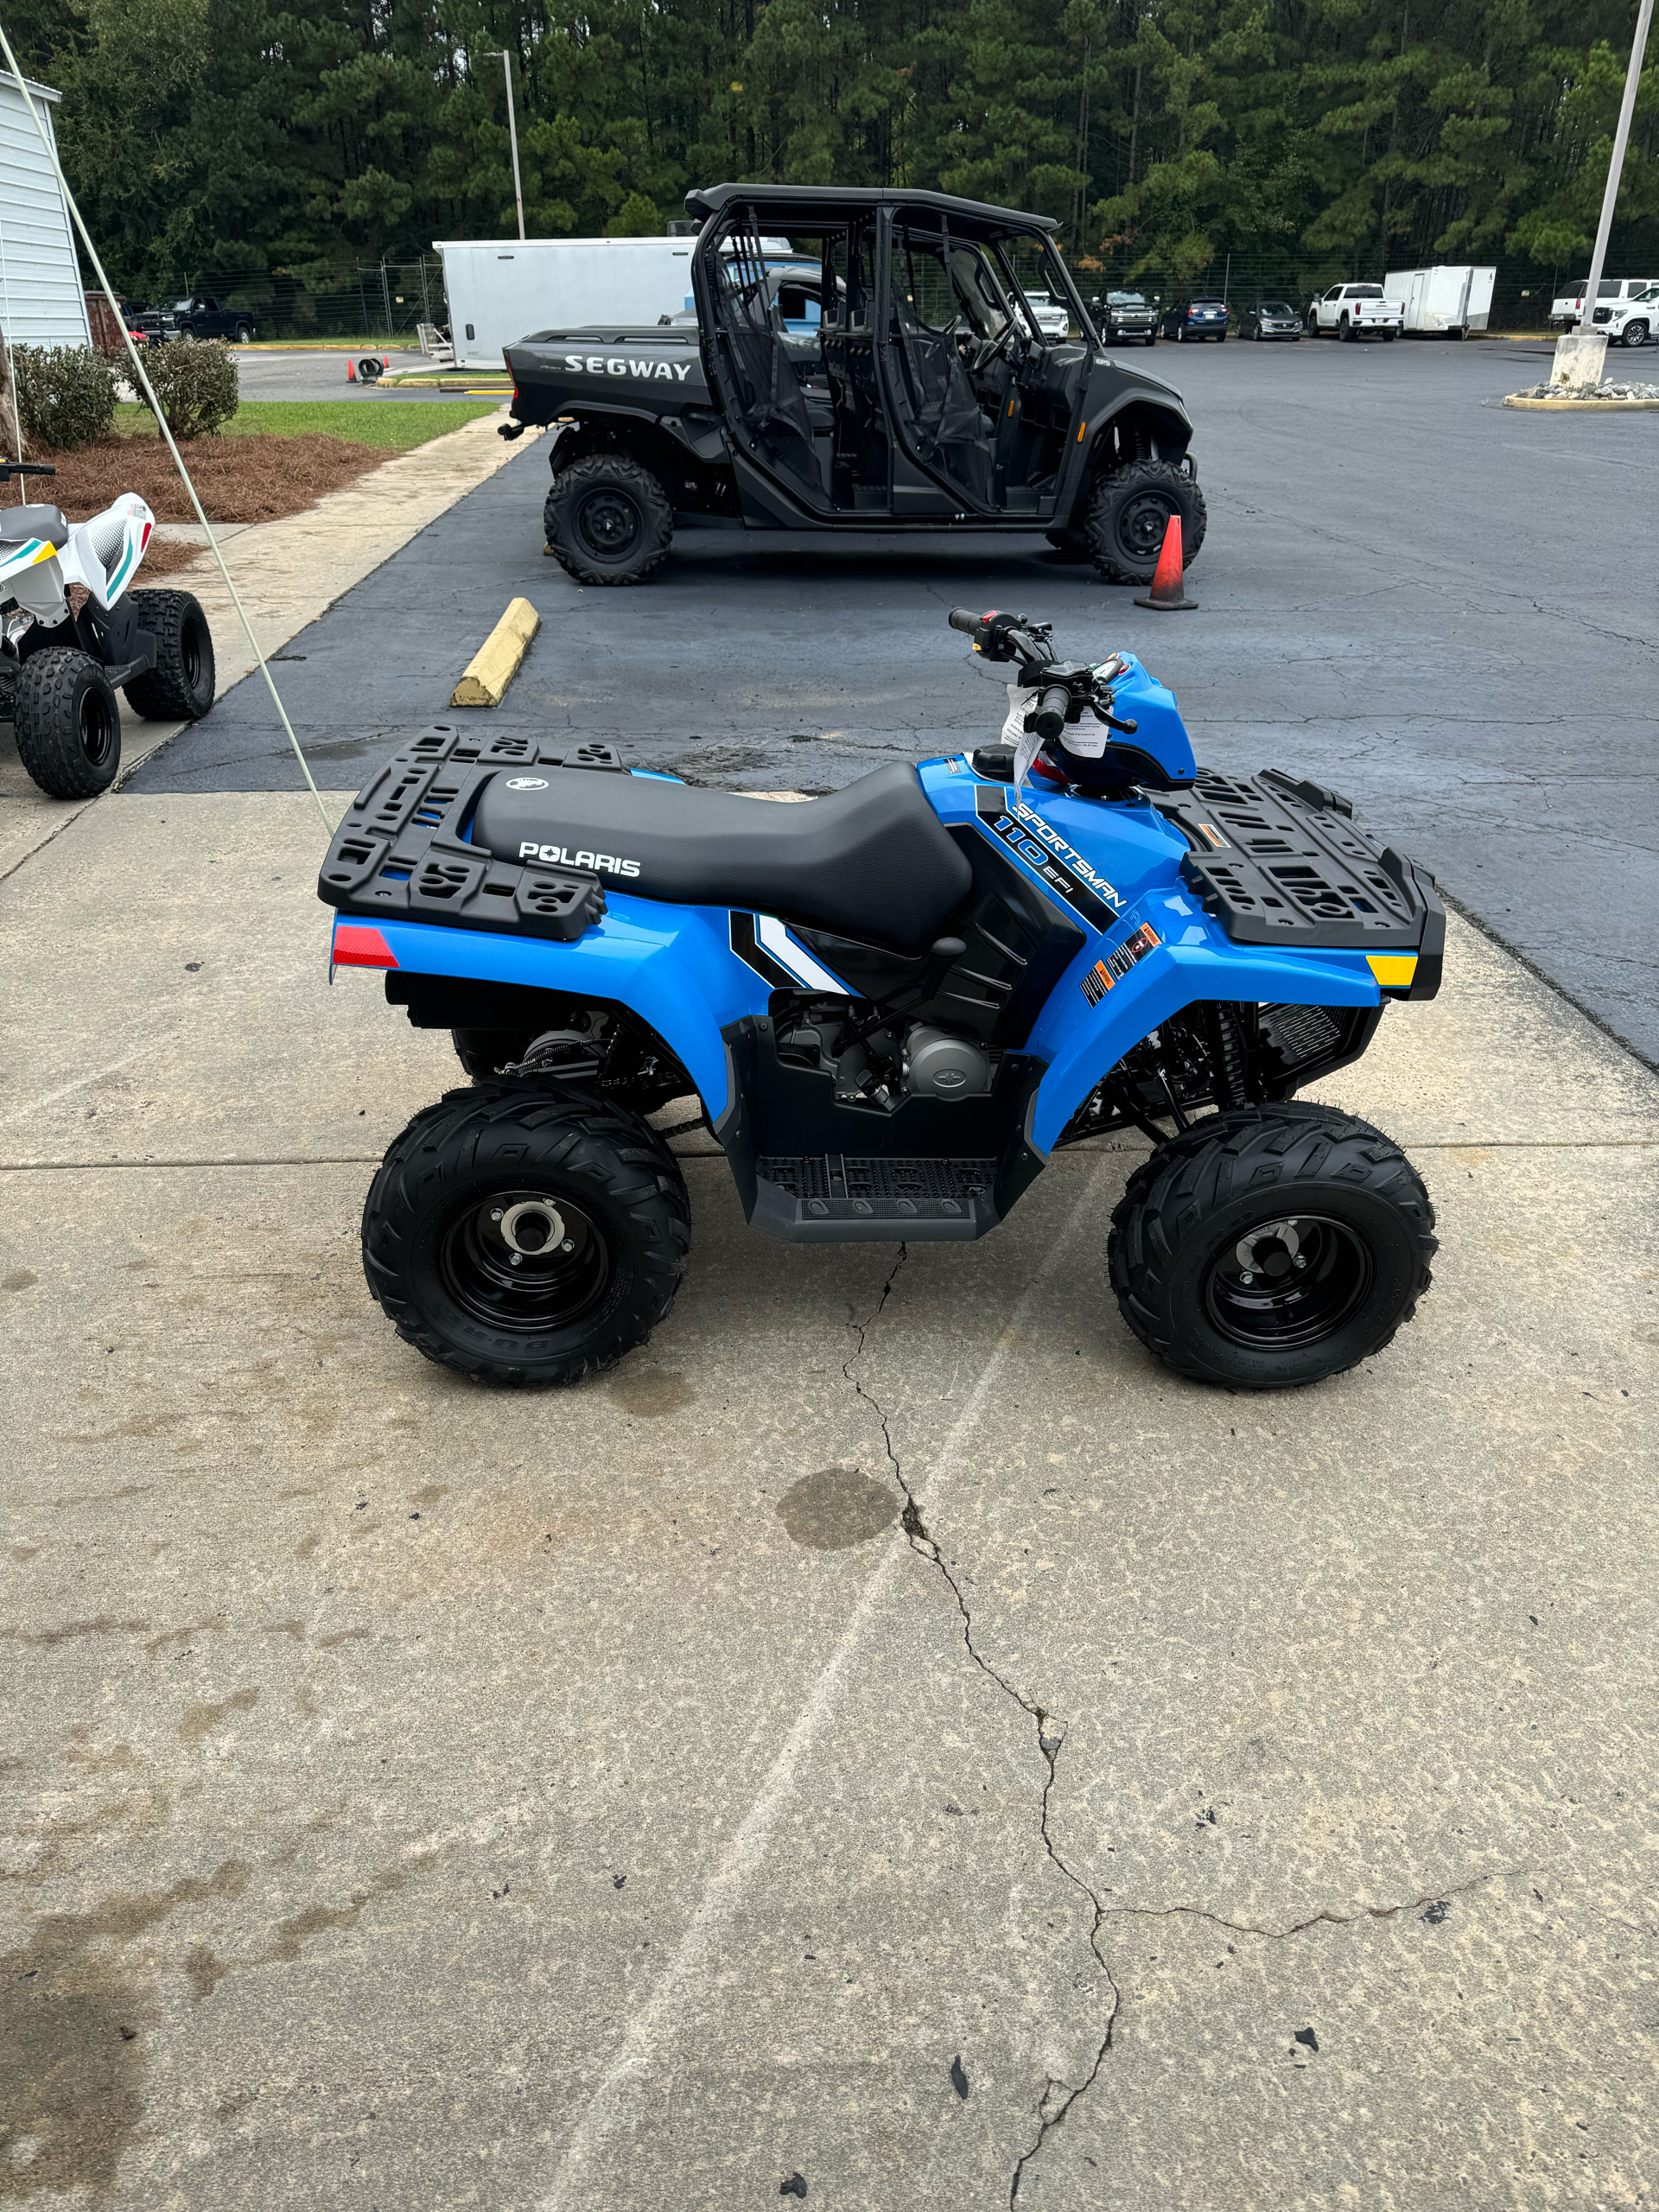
[24,429,390,528]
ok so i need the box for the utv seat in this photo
[471,760,972,956]
[0,505,70,550]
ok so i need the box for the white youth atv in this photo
[0,461,215,798]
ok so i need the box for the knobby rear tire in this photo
[1108,1102,1436,1389]
[543,453,674,587]
[124,589,216,721]
[362,1084,691,1388]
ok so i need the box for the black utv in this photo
[501,185,1207,589]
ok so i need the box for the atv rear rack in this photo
[1157,769,1443,995]
[318,726,624,944]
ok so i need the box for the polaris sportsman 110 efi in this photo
[321,611,1443,1391]
[1,461,215,798]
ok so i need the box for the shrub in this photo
[12,344,118,449]
[144,338,238,440]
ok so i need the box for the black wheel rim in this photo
[1203,1212,1375,1351]
[78,683,118,770]
[1116,490,1177,562]
[181,617,203,693]
[436,1185,613,1337]
[576,487,642,560]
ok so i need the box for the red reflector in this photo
[332,923,397,970]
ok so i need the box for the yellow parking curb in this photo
[1503,393,1659,410]
[450,597,541,706]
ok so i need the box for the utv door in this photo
[876,214,1086,521]
[694,210,841,524]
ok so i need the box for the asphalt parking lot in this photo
[134,337,1657,1065]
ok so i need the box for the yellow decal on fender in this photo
[1366,952,1418,988]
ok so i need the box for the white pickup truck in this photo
[1592,283,1659,349]
[1306,283,1402,340]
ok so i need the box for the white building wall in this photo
[0,75,92,349]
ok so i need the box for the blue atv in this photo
[320,609,1442,1391]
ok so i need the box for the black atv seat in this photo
[0,504,70,549]
[471,760,973,955]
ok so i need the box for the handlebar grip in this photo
[1032,685,1070,742]
[947,607,985,636]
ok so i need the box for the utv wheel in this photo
[123,589,215,721]
[1109,1103,1436,1389]
[362,1084,691,1388]
[543,454,673,586]
[1084,459,1208,586]
[12,649,122,798]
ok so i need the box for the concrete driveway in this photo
[1,774,1655,2208]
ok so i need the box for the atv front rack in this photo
[1157,769,1443,995]
[318,726,623,944]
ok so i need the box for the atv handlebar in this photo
[1033,685,1071,742]
[0,461,58,483]
[948,607,1140,745]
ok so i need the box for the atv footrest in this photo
[752,1154,999,1243]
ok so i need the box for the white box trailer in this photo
[434,238,700,369]
[1382,264,1496,337]
[0,74,92,351]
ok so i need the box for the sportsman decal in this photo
[973,785,1120,931]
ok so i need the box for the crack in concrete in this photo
[839,1251,1119,2207]
[1099,1862,1528,1942]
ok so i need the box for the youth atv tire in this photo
[124,590,215,721]
[12,648,122,798]
[1109,1103,1436,1389]
[543,454,674,586]
[362,1084,690,1387]
[1084,460,1208,586]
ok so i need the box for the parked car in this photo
[504,182,1208,589]
[1160,297,1229,341]
[1021,289,1071,340]
[1593,283,1659,347]
[1235,298,1301,342]
[1096,289,1158,345]
[1306,283,1401,340]
[139,295,255,345]
[1550,276,1659,329]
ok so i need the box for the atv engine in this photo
[903,1025,992,1101]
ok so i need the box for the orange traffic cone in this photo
[346,358,357,382]
[1135,513,1198,611]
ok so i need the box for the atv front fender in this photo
[1024,888,1382,1155]
[332,898,767,1122]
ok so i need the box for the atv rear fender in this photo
[334,902,764,1123]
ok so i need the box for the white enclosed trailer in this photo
[434,238,700,369]
[0,75,92,350]
[1382,265,1496,337]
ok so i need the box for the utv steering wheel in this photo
[969,320,1023,375]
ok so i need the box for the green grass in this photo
[112,398,502,449]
